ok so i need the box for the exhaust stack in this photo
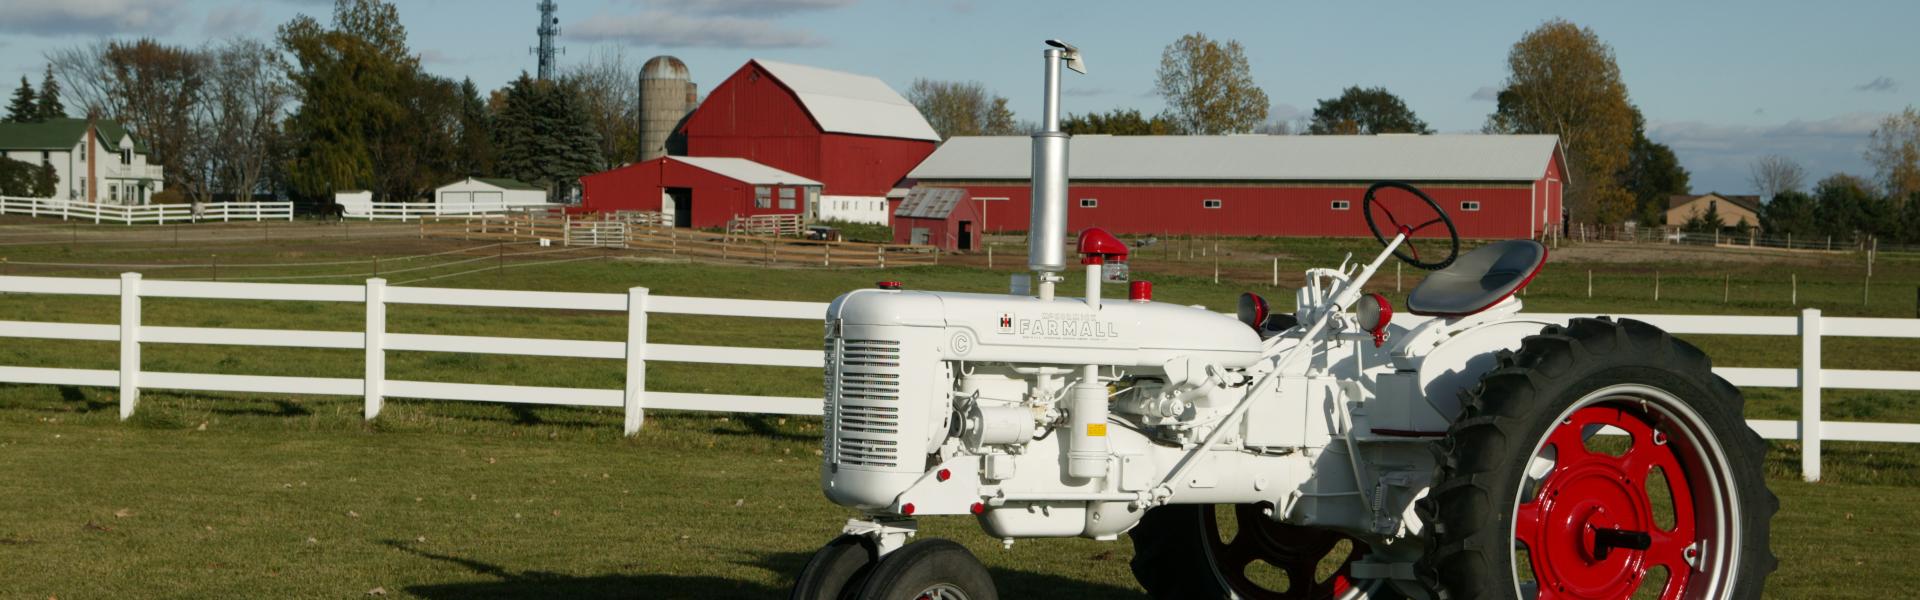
[1027,40,1084,288]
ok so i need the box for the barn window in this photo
[1080,198,1098,208]
[1331,200,1350,211]
[755,186,771,209]
[1203,199,1222,209]
[779,187,797,209]
[1461,201,1481,212]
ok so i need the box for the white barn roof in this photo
[908,134,1564,183]
[672,156,822,186]
[754,59,940,142]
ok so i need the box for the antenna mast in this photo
[534,0,562,80]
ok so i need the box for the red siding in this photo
[917,182,1550,239]
[682,61,934,198]
[578,158,811,229]
[891,195,982,251]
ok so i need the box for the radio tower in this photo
[533,0,562,81]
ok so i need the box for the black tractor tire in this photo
[791,535,877,600]
[854,538,997,600]
[1129,504,1370,600]
[1421,317,1777,599]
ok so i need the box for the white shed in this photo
[434,177,552,210]
[333,190,374,216]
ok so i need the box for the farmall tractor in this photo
[793,41,1775,600]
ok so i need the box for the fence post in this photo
[118,273,141,420]
[364,278,386,420]
[624,287,650,435]
[1800,308,1822,482]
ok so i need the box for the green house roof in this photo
[472,177,543,191]
[0,118,149,153]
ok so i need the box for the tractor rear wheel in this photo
[854,538,997,600]
[791,535,877,600]
[1422,317,1777,599]
[1129,504,1368,600]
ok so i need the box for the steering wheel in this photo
[1362,181,1460,271]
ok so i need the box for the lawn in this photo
[1,219,1918,598]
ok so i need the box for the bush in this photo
[817,219,893,244]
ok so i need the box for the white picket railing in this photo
[0,273,1916,482]
[343,201,565,221]
[0,196,294,224]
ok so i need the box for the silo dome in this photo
[641,55,691,81]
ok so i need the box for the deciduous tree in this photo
[101,39,209,195]
[1866,106,1920,200]
[1307,86,1430,135]
[905,79,1017,138]
[1486,19,1636,223]
[278,0,416,201]
[1155,33,1269,134]
[562,47,639,170]
[1748,154,1806,202]
[1062,108,1176,135]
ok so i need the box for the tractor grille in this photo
[825,337,902,468]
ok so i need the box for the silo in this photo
[638,56,697,162]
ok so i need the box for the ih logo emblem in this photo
[998,313,1014,332]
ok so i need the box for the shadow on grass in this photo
[392,540,1145,599]
[207,398,313,417]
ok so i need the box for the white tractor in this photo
[793,41,1775,600]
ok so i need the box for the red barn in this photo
[577,156,822,228]
[678,59,939,224]
[905,134,1567,240]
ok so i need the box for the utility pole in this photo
[533,0,563,81]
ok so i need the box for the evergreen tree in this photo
[493,74,603,202]
[35,65,64,121]
[452,78,496,177]
[5,77,36,122]
[1759,190,1817,236]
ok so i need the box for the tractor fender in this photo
[1412,317,1561,421]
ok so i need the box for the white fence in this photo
[0,196,293,224]
[343,201,566,221]
[0,274,1915,482]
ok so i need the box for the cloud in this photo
[0,0,187,36]
[1269,102,1304,122]
[1064,87,1111,97]
[417,49,472,66]
[1854,76,1898,93]
[1647,112,1885,193]
[634,0,856,16]
[1469,86,1500,102]
[203,5,262,36]
[572,11,827,48]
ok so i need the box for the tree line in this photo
[17,0,625,205]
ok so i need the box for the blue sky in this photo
[1,0,1915,193]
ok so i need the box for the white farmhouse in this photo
[0,118,164,204]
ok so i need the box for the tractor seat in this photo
[1405,240,1548,318]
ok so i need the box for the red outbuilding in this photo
[675,59,940,224]
[905,135,1567,240]
[892,187,982,252]
[577,156,822,228]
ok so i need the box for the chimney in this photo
[85,118,97,204]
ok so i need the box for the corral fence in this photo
[342,201,569,221]
[419,212,940,268]
[1566,222,1908,255]
[0,272,1909,482]
[0,196,293,224]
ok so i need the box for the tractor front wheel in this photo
[1422,317,1777,599]
[854,538,997,600]
[791,535,877,600]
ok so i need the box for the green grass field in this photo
[1,219,1918,598]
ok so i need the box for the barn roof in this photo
[672,156,822,186]
[752,60,940,142]
[909,134,1564,183]
[895,186,967,219]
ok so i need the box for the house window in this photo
[779,187,796,209]
[755,186,771,209]
[1461,201,1481,212]
[110,184,120,203]
[121,149,132,165]
[1331,200,1350,211]
[40,150,49,164]
[1203,199,1223,209]
[1080,198,1098,208]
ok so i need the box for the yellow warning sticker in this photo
[1086,423,1107,437]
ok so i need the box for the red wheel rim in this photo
[1514,387,1742,599]
[1200,504,1364,600]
